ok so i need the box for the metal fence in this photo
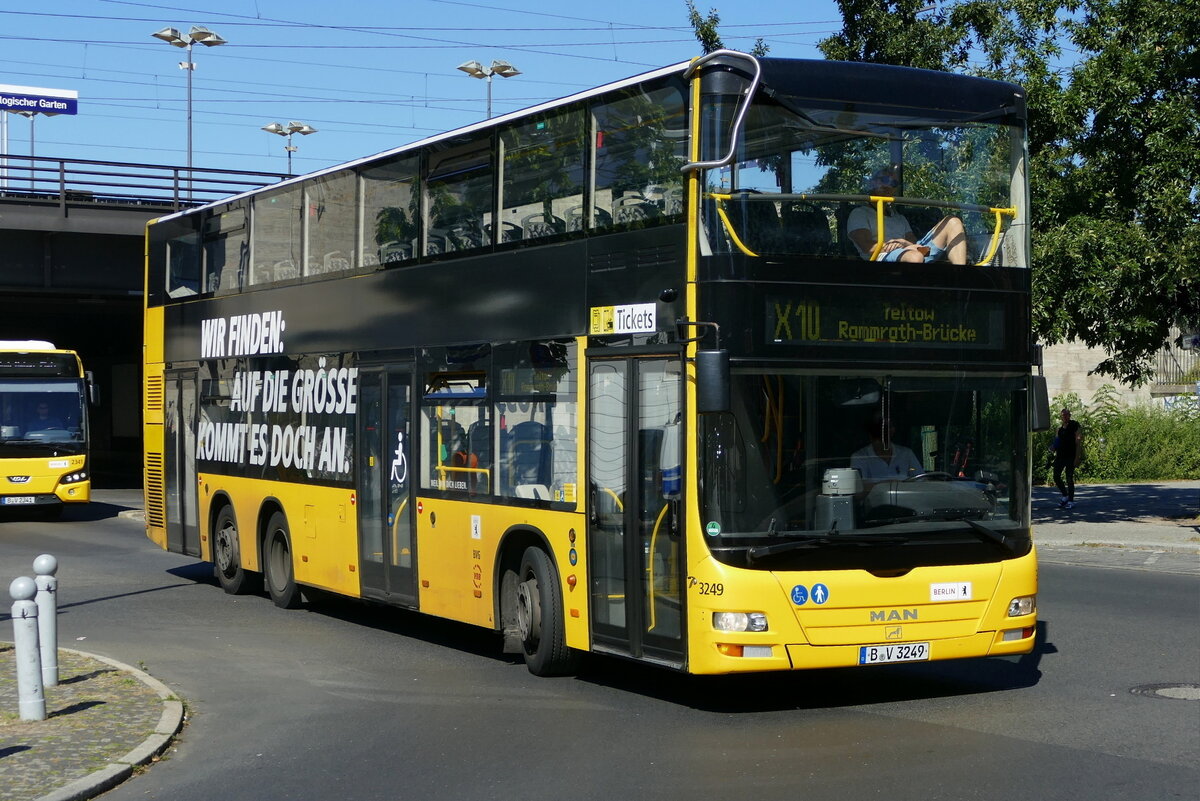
[0,154,288,211]
[1154,328,1199,391]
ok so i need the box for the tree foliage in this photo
[818,0,1200,386]
[685,1,769,55]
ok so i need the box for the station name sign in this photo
[768,288,1003,350]
[0,84,79,116]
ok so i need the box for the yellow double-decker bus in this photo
[0,340,93,517]
[144,52,1046,676]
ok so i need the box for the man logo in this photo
[885,626,903,640]
[870,609,918,622]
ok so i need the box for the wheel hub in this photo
[215,525,235,573]
[516,578,541,644]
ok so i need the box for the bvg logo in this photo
[870,609,918,622]
[773,300,820,341]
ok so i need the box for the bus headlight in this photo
[1007,595,1036,617]
[61,470,88,484]
[712,611,768,632]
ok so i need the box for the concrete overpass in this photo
[0,154,285,484]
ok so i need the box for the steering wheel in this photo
[904,471,954,482]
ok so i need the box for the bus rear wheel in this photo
[213,505,259,595]
[516,546,578,676]
[264,511,302,609]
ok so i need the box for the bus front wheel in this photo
[516,546,578,676]
[264,511,302,609]
[213,505,259,595]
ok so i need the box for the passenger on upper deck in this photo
[847,168,968,265]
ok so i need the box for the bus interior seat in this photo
[486,221,524,243]
[507,420,552,493]
[323,251,351,272]
[380,240,412,263]
[437,420,468,467]
[274,260,299,281]
[731,193,780,252]
[567,205,613,231]
[615,194,660,224]
[468,421,492,490]
[780,202,833,254]
[521,212,565,238]
[834,204,862,258]
[663,186,684,215]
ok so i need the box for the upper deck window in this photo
[702,88,1028,268]
[592,83,687,231]
[425,137,493,257]
[499,108,586,242]
[305,172,357,277]
[252,187,304,284]
[362,154,420,266]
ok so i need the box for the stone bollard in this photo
[34,554,59,687]
[9,576,46,721]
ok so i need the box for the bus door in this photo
[587,356,685,666]
[357,367,417,606]
[163,368,200,556]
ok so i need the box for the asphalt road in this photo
[1,495,1197,801]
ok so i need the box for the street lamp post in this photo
[151,25,226,199]
[456,59,520,119]
[262,121,317,175]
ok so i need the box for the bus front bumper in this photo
[693,624,1037,674]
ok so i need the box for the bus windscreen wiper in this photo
[747,531,907,562]
[952,517,1019,555]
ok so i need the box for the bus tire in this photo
[213,504,259,595]
[516,546,578,676]
[264,511,303,609]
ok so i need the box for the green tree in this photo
[685,1,769,56]
[818,0,1200,386]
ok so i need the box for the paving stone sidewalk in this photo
[0,644,183,801]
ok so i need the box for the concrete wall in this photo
[1042,341,1154,407]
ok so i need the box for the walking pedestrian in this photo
[1050,408,1082,509]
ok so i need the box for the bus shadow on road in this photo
[577,622,1055,713]
[298,588,511,662]
[0,501,133,523]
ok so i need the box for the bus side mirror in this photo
[696,350,729,413]
[1030,374,1050,431]
[85,371,100,406]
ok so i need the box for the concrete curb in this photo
[1036,538,1200,554]
[34,648,185,801]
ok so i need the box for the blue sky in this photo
[0,0,856,176]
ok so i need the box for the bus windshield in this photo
[699,373,1031,570]
[0,378,88,456]
[702,83,1028,268]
